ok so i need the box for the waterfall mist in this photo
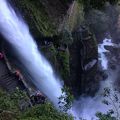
[71,38,120,120]
[71,3,120,119]
[0,0,63,108]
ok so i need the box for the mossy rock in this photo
[19,102,73,120]
[0,89,73,120]
[12,0,56,37]
[41,44,57,66]
[57,49,70,81]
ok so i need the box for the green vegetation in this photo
[20,102,73,120]
[59,86,74,112]
[15,0,56,36]
[78,0,119,9]
[2,0,119,119]
[96,112,116,120]
[59,28,73,45]
[57,50,70,81]
[96,87,120,120]
[0,88,73,120]
[41,44,57,65]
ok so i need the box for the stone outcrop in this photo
[70,26,98,96]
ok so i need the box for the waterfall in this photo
[0,0,63,108]
[1,0,120,119]
[98,38,114,70]
[71,38,120,120]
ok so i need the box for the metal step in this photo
[0,60,25,92]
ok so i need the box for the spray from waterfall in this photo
[71,38,120,120]
[98,38,115,70]
[0,0,63,108]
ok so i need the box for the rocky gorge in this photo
[8,0,99,96]
[1,0,120,120]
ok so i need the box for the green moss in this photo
[41,44,57,65]
[19,102,73,120]
[0,89,73,120]
[57,49,70,80]
[15,0,56,36]
[0,89,19,113]
[59,28,73,45]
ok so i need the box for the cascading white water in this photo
[71,38,119,120]
[98,38,115,70]
[0,0,63,108]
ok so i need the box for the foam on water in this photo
[98,38,114,70]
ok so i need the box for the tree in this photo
[58,86,74,112]
[0,88,73,120]
[59,28,73,45]
[96,87,120,120]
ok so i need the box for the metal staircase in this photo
[0,60,25,92]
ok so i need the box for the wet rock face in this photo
[85,9,109,42]
[70,26,98,96]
